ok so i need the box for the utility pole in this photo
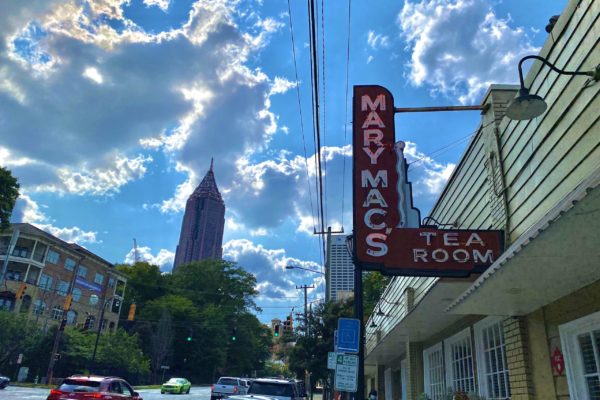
[90,276,111,372]
[296,285,315,335]
[46,253,84,385]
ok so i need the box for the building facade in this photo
[326,235,354,301]
[363,1,599,399]
[0,223,127,333]
[173,160,225,270]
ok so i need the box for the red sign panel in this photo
[352,85,503,276]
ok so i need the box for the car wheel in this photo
[161,390,165,394]
[187,388,190,394]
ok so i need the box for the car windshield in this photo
[58,379,101,393]
[250,382,293,397]
[217,378,238,385]
[168,378,185,384]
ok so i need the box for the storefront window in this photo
[475,318,510,400]
[444,329,475,394]
[560,311,600,400]
[424,343,446,400]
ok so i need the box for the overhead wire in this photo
[308,0,327,264]
[286,0,317,234]
[341,0,352,230]
[320,0,328,228]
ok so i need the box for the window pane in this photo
[481,322,510,400]
[579,334,597,374]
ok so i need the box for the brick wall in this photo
[405,342,423,400]
[502,317,534,399]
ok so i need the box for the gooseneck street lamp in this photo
[506,55,600,120]
[285,265,325,275]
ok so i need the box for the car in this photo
[228,378,305,400]
[211,377,247,400]
[0,375,9,389]
[46,375,142,400]
[161,377,191,394]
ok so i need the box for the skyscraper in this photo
[173,159,225,271]
[326,234,354,301]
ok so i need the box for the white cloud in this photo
[398,0,539,103]
[143,0,171,11]
[367,31,390,49]
[223,239,323,299]
[37,155,153,196]
[124,246,175,272]
[82,67,104,84]
[11,193,99,244]
[403,141,456,197]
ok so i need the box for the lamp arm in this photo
[518,55,595,88]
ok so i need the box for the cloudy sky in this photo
[2,0,563,323]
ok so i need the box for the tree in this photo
[0,311,44,370]
[0,166,19,231]
[288,299,353,389]
[150,309,173,383]
[363,272,390,321]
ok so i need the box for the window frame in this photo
[474,316,511,399]
[423,342,446,400]
[64,258,77,271]
[77,265,88,278]
[46,249,60,264]
[559,310,600,400]
[444,327,476,394]
[94,272,104,285]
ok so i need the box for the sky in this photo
[1,0,565,323]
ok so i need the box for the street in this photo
[0,385,211,399]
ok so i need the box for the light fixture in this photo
[369,320,377,329]
[376,306,386,317]
[506,55,599,120]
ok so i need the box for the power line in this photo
[341,0,352,230]
[286,0,317,233]
[308,0,327,263]
[320,0,328,228]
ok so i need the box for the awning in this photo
[365,278,474,366]
[447,165,600,316]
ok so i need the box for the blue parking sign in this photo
[337,318,360,353]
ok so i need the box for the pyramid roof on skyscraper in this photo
[191,158,224,204]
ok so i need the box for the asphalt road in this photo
[0,385,211,399]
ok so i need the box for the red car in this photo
[47,375,143,400]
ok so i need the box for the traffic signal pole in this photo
[46,254,84,385]
[296,285,315,335]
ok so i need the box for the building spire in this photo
[210,157,214,171]
[190,158,223,203]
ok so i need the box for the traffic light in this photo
[274,324,280,337]
[231,328,237,342]
[111,298,122,314]
[127,303,136,321]
[187,329,193,342]
[15,283,27,300]
[63,294,73,311]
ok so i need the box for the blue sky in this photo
[1,0,564,323]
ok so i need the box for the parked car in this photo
[161,377,191,394]
[229,378,305,400]
[211,377,247,400]
[46,375,142,400]
[0,375,9,389]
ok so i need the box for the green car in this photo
[161,377,191,394]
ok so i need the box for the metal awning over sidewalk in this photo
[447,165,600,316]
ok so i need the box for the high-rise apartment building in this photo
[173,160,225,271]
[326,234,354,301]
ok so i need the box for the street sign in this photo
[17,353,23,364]
[327,352,337,370]
[337,318,360,353]
[334,354,358,392]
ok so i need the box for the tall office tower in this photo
[327,234,355,301]
[173,160,225,271]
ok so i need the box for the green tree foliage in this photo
[0,311,44,370]
[116,259,272,384]
[0,166,20,231]
[288,299,353,389]
[363,272,390,321]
